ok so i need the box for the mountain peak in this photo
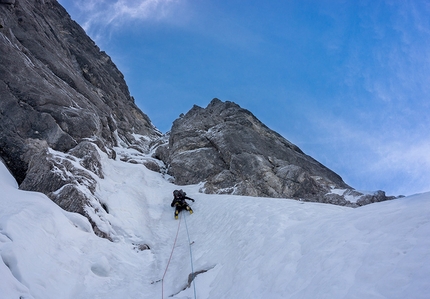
[155,98,393,205]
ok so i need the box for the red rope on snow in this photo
[161,212,182,299]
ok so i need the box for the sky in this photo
[57,0,430,196]
[1,149,430,298]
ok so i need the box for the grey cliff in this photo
[156,99,395,206]
[0,0,160,238]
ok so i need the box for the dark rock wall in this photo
[157,99,394,205]
[0,0,159,183]
[0,0,160,238]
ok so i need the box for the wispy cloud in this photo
[374,139,430,176]
[110,0,181,23]
[307,112,430,196]
[339,1,430,107]
[370,139,430,196]
[68,0,186,34]
[315,0,430,195]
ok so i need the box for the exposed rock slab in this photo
[157,99,395,206]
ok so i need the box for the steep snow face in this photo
[0,153,429,299]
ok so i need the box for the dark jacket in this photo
[171,190,194,207]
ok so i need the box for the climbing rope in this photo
[161,212,182,299]
[184,213,197,299]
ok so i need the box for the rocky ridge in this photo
[156,99,395,207]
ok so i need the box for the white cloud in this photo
[69,0,186,34]
[320,1,430,195]
[302,110,430,196]
[112,0,178,20]
[371,140,430,195]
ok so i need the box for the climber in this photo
[171,189,194,219]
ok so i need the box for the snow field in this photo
[1,150,429,299]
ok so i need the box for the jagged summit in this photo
[156,98,394,206]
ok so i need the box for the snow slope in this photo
[0,150,429,299]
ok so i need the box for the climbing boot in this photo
[174,210,179,219]
[189,209,193,215]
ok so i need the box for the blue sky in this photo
[58,0,430,196]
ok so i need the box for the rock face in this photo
[0,0,160,238]
[156,99,395,206]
